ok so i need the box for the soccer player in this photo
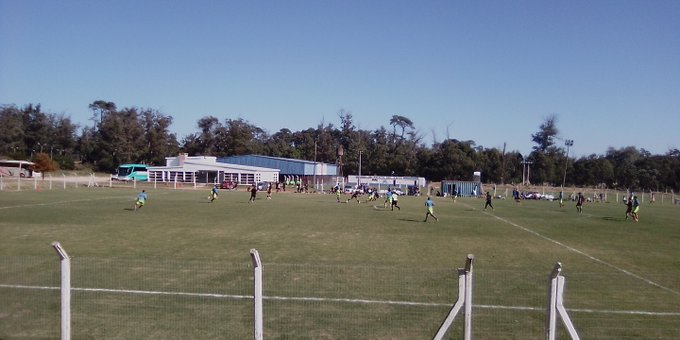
[625,194,633,219]
[336,187,342,203]
[576,192,584,213]
[558,190,565,208]
[424,196,438,222]
[134,190,148,211]
[631,196,640,222]
[513,188,521,203]
[210,184,219,202]
[384,189,393,208]
[391,191,401,211]
[347,190,361,203]
[248,184,257,203]
[266,183,273,200]
[483,191,494,210]
[364,188,379,203]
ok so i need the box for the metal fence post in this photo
[250,249,263,340]
[547,263,560,340]
[464,254,474,340]
[546,262,580,340]
[433,254,474,340]
[52,242,71,340]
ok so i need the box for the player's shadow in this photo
[123,208,135,211]
[399,218,423,222]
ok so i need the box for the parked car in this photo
[344,185,364,194]
[542,194,555,201]
[525,192,542,199]
[391,188,404,195]
[220,180,238,190]
[377,188,404,195]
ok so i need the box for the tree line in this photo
[1,102,678,192]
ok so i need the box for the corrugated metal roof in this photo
[149,156,279,173]
[219,155,337,176]
[148,164,278,173]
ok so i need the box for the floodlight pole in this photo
[337,145,344,178]
[52,242,71,340]
[250,249,263,340]
[358,150,362,188]
[521,156,533,186]
[562,140,574,189]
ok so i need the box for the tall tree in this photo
[49,113,79,169]
[336,110,370,176]
[266,128,297,158]
[196,116,221,155]
[21,104,51,157]
[140,109,179,164]
[89,100,117,128]
[531,115,559,153]
[605,146,641,190]
[0,105,26,157]
[315,122,340,164]
[389,115,414,142]
[221,118,267,156]
[180,133,203,156]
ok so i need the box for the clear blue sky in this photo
[1,0,678,157]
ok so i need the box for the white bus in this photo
[0,160,40,178]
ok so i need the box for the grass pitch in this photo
[1,185,679,339]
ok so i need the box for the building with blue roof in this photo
[219,155,339,190]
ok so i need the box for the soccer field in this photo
[1,185,679,339]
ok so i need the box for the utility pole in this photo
[500,142,507,185]
[313,140,317,191]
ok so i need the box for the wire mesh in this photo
[1,256,679,339]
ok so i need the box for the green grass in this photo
[1,185,679,339]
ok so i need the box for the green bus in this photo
[114,164,148,181]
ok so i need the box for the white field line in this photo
[463,202,680,297]
[0,191,171,210]
[2,283,679,316]
[0,196,130,210]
